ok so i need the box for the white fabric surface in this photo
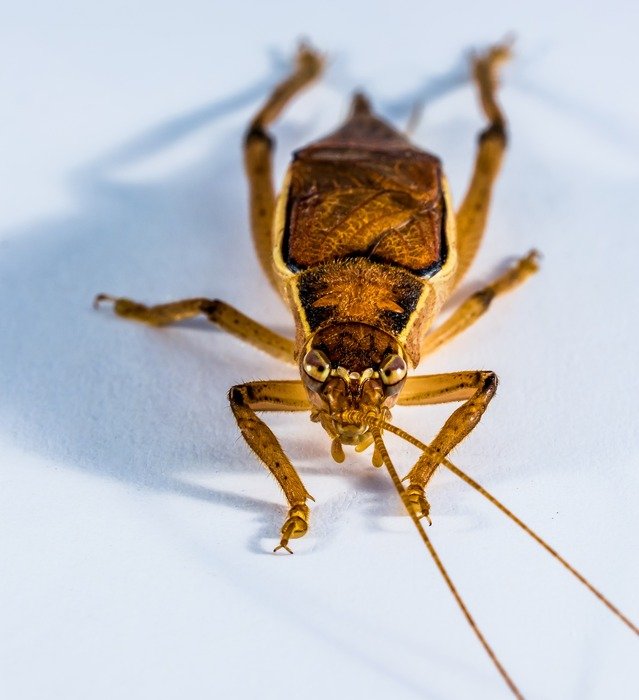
[1,2,638,698]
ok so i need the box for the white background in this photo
[1,2,638,699]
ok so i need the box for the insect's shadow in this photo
[0,73,294,492]
[350,462,490,534]
[0,54,468,524]
[162,477,284,554]
[380,53,469,126]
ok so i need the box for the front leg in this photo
[398,371,497,521]
[228,380,313,553]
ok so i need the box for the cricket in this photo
[95,42,637,697]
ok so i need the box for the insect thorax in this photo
[288,258,436,366]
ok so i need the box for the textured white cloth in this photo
[1,2,638,698]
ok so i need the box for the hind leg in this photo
[244,45,323,292]
[454,42,512,287]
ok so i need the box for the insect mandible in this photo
[95,43,638,697]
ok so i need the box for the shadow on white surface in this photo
[2,39,638,699]
[0,59,467,539]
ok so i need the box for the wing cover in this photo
[282,102,448,277]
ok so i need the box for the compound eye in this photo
[379,354,407,386]
[302,349,331,383]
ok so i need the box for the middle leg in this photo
[421,249,539,357]
[94,294,295,363]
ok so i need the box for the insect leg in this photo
[454,41,512,288]
[396,371,497,521]
[228,380,314,553]
[94,295,295,363]
[244,45,323,292]
[421,249,539,357]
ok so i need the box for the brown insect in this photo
[95,42,637,697]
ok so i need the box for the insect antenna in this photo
[405,100,425,137]
[370,427,524,699]
[375,419,639,637]
[443,459,639,636]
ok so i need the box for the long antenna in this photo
[375,418,639,637]
[371,428,524,699]
[443,459,639,636]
